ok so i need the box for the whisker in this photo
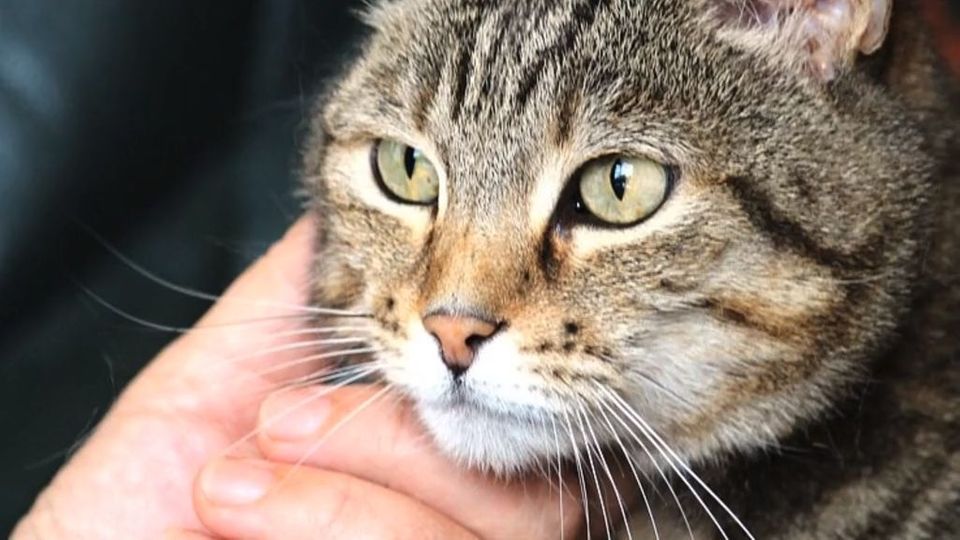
[77,223,366,317]
[271,366,385,399]
[266,326,374,340]
[548,414,567,540]
[574,405,612,540]
[599,385,748,540]
[561,407,592,540]
[269,356,384,384]
[263,354,385,389]
[77,283,316,334]
[76,283,378,346]
[219,367,380,457]
[625,366,697,409]
[188,313,319,329]
[606,389,754,540]
[208,337,371,370]
[578,400,631,540]
[282,361,381,394]
[528,449,553,486]
[277,384,395,485]
[601,387,725,539]
[592,393,659,540]
[594,393,686,540]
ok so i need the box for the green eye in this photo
[372,139,440,204]
[577,155,671,225]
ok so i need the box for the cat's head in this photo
[304,0,933,474]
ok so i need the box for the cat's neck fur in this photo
[688,9,960,539]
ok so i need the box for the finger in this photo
[256,385,584,540]
[194,457,477,540]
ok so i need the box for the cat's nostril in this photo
[464,333,488,349]
[422,314,500,377]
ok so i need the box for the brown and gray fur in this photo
[302,0,960,538]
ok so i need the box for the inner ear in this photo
[707,0,893,81]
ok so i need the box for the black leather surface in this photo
[0,1,361,530]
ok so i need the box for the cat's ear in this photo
[704,0,892,82]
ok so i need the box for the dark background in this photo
[0,0,362,531]
[1,1,959,535]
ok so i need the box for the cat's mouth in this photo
[417,380,546,425]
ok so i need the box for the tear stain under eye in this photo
[415,224,438,270]
[538,222,573,280]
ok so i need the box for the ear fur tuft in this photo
[704,0,892,81]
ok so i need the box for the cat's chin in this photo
[414,400,565,476]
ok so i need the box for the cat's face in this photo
[305,0,932,474]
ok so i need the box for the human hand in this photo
[13,216,322,539]
[13,215,585,539]
[169,384,583,539]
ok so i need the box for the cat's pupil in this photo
[404,146,418,179]
[610,159,630,200]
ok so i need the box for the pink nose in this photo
[422,314,499,375]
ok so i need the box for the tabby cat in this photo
[302,0,960,538]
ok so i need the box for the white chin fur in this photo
[416,401,567,475]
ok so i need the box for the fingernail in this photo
[201,459,275,506]
[260,389,332,441]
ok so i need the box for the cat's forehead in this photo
[326,0,728,145]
